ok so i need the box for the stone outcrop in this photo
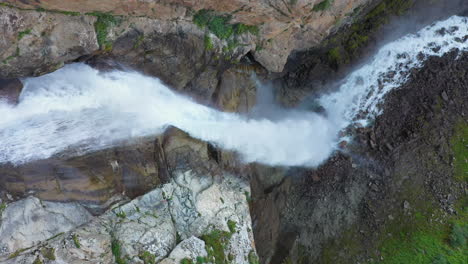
[0,169,256,264]
[0,6,98,78]
[2,0,371,73]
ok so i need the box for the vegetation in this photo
[139,250,156,264]
[2,47,20,65]
[115,209,127,219]
[248,250,259,264]
[18,29,32,40]
[32,256,43,264]
[204,35,214,50]
[193,9,258,46]
[200,220,239,264]
[312,0,333,12]
[450,122,468,182]
[133,34,145,49]
[0,202,6,217]
[327,47,341,65]
[72,234,81,248]
[227,220,237,234]
[111,238,127,264]
[8,247,31,259]
[181,258,193,264]
[36,7,80,16]
[449,223,468,248]
[41,247,56,260]
[86,12,121,51]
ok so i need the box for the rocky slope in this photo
[0,133,256,264]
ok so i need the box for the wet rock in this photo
[0,79,22,104]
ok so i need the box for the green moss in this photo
[32,256,43,264]
[312,0,334,12]
[0,202,6,217]
[40,247,56,261]
[201,229,233,264]
[204,35,214,50]
[139,250,156,264]
[450,121,468,182]
[111,238,126,264]
[18,29,32,40]
[196,256,208,264]
[72,234,81,248]
[46,232,64,241]
[193,9,258,40]
[227,220,237,234]
[2,46,20,64]
[87,12,121,50]
[115,209,126,219]
[8,247,30,259]
[327,47,341,64]
[248,250,259,264]
[36,7,80,16]
[133,34,145,49]
[181,258,194,264]
[449,223,468,248]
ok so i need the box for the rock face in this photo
[3,0,371,73]
[0,6,98,78]
[0,196,93,255]
[0,169,256,264]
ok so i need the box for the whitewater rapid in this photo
[0,16,467,166]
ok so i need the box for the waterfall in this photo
[0,16,466,166]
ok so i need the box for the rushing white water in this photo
[0,16,467,166]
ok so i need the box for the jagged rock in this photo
[0,79,22,104]
[0,196,93,256]
[0,7,98,78]
[4,0,372,73]
[0,170,257,264]
[164,236,207,263]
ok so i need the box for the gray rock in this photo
[0,196,92,256]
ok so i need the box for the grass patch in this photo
[204,35,214,50]
[32,256,43,264]
[248,250,259,264]
[193,9,258,40]
[18,29,32,40]
[201,225,236,264]
[40,247,56,260]
[111,238,127,264]
[313,0,334,12]
[181,258,193,264]
[8,247,31,259]
[369,187,468,264]
[450,121,468,182]
[227,220,237,234]
[72,234,81,248]
[327,47,341,64]
[87,12,121,51]
[139,250,156,264]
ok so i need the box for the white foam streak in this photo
[0,16,466,166]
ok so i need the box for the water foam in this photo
[0,16,466,166]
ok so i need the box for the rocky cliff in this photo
[0,0,467,264]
